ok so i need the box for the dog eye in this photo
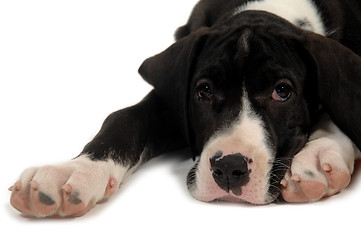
[272,82,293,102]
[196,80,213,102]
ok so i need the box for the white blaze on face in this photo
[190,90,276,204]
[233,0,326,36]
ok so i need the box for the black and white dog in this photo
[10,0,361,217]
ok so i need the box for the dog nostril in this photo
[210,153,251,193]
[213,169,223,177]
[232,170,246,177]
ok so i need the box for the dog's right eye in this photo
[272,81,293,102]
[196,80,213,102]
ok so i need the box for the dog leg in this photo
[9,91,186,217]
[281,113,361,202]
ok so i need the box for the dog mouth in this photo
[186,154,288,205]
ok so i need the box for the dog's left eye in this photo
[272,82,293,102]
[196,80,213,102]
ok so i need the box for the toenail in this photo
[109,179,115,188]
[280,179,288,187]
[39,192,56,206]
[291,175,301,182]
[322,163,332,172]
[14,182,22,191]
[30,181,38,190]
[9,182,21,191]
[62,184,72,194]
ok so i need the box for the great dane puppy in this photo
[9,0,361,217]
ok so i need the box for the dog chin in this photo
[217,194,275,205]
[188,175,276,205]
[189,186,276,205]
[188,149,276,205]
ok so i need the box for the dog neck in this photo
[233,0,326,36]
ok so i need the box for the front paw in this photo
[9,156,123,217]
[281,137,354,203]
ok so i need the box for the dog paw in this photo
[9,156,125,217]
[281,137,354,203]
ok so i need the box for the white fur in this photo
[18,155,135,206]
[286,114,360,199]
[297,114,360,175]
[190,90,275,204]
[60,155,133,204]
[233,0,326,36]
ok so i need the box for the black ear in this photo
[305,32,361,149]
[138,28,208,148]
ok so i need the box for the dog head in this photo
[139,11,361,204]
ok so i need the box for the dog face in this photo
[187,25,317,204]
[139,12,361,204]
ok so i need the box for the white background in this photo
[1,0,360,239]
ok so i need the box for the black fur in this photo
[82,0,361,202]
[81,90,187,167]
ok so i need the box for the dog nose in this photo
[210,153,251,195]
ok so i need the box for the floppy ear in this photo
[305,32,361,149]
[138,28,209,149]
